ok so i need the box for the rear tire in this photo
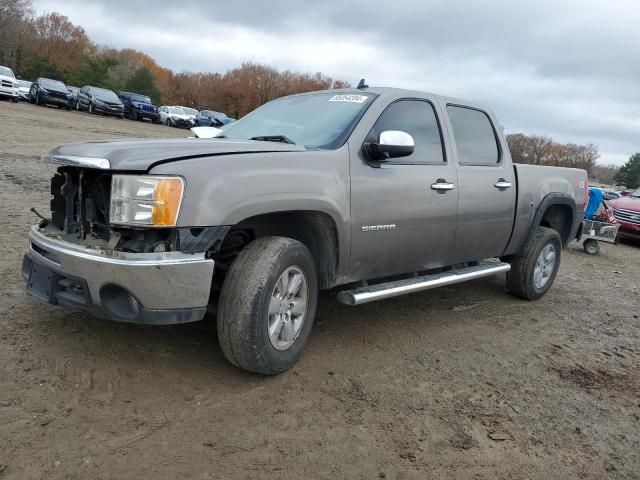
[217,236,318,375]
[507,227,562,300]
[583,238,600,255]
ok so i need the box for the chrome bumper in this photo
[23,225,214,324]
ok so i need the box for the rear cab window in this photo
[447,105,500,166]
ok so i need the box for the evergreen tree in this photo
[124,67,161,104]
[613,153,640,188]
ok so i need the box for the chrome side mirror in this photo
[366,130,415,160]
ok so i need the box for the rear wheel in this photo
[217,236,318,375]
[507,227,562,300]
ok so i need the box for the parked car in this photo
[30,77,72,109]
[607,187,640,241]
[158,106,193,128]
[66,86,80,106]
[76,86,124,118]
[17,80,32,101]
[0,65,20,102]
[118,91,159,123]
[23,86,588,375]
[195,110,234,127]
[176,106,198,123]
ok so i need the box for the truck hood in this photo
[46,138,307,171]
[608,195,640,211]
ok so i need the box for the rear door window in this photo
[447,105,500,166]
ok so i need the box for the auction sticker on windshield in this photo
[329,94,368,103]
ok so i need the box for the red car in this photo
[607,187,640,240]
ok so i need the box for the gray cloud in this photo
[34,0,640,164]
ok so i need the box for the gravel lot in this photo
[1,101,639,479]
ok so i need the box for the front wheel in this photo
[88,102,93,114]
[507,227,562,300]
[217,237,318,375]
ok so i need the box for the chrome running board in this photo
[337,261,511,306]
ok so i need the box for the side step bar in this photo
[337,261,511,306]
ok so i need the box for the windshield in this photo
[631,188,640,198]
[67,86,79,93]
[41,78,66,90]
[18,80,31,88]
[93,88,120,102]
[168,107,186,115]
[0,66,15,78]
[181,107,198,116]
[221,92,376,148]
[128,93,152,103]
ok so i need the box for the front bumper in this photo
[616,220,640,240]
[41,94,70,107]
[136,109,158,121]
[22,225,214,324]
[0,85,18,98]
[94,103,124,116]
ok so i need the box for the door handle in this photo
[431,180,455,192]
[494,179,512,189]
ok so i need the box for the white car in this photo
[157,106,194,128]
[17,80,32,101]
[176,105,199,123]
[0,65,19,102]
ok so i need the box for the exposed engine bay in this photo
[45,166,228,254]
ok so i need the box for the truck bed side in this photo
[504,163,588,256]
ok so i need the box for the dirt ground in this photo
[1,101,639,480]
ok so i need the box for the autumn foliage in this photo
[506,133,600,177]
[0,0,349,117]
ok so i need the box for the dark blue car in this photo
[195,110,234,127]
[118,91,159,123]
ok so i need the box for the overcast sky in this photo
[34,0,639,165]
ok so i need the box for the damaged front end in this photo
[22,158,225,324]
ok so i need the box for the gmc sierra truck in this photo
[22,86,587,374]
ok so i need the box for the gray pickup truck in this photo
[22,86,587,374]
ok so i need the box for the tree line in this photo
[0,0,349,117]
[506,133,602,176]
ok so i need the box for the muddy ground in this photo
[0,101,639,479]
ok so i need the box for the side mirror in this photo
[366,130,415,160]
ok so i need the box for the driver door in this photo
[349,98,458,280]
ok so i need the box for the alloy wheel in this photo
[267,266,308,351]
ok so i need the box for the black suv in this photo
[30,78,72,109]
[118,91,159,123]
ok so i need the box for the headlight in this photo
[110,175,184,227]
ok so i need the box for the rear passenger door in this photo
[444,104,516,263]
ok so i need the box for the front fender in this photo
[149,147,351,233]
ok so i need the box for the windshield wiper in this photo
[249,135,296,145]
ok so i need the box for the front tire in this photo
[507,227,562,300]
[88,102,93,114]
[217,237,318,375]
